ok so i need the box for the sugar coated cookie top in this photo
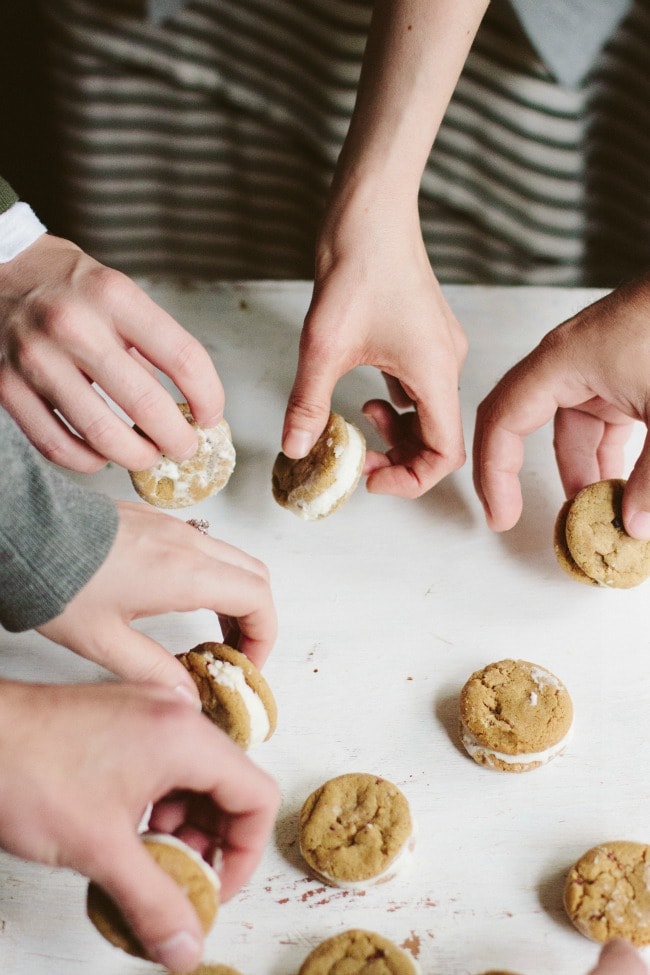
[297,929,419,975]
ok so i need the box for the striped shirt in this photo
[42,0,650,286]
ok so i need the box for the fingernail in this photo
[202,412,223,428]
[627,511,650,539]
[174,442,198,462]
[174,683,202,711]
[283,429,315,458]
[152,931,201,971]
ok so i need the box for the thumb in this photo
[588,940,648,975]
[89,831,212,972]
[622,429,650,539]
[281,341,341,459]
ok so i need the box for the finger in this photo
[554,408,609,499]
[0,370,107,473]
[281,332,343,459]
[89,827,205,973]
[623,428,650,538]
[84,270,225,430]
[382,372,414,409]
[588,940,648,975]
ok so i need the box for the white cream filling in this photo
[145,423,235,496]
[206,658,270,747]
[142,832,221,892]
[299,422,364,519]
[460,719,574,767]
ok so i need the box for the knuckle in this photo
[170,335,212,381]
[86,264,129,307]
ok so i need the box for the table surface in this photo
[1,281,648,975]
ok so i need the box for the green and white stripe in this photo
[42,0,649,285]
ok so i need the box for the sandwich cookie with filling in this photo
[298,772,414,889]
[556,479,650,588]
[177,642,277,750]
[459,659,573,772]
[130,402,236,509]
[272,412,365,520]
[564,840,650,945]
[298,929,420,975]
[87,832,220,960]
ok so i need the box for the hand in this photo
[473,276,650,535]
[38,500,277,692]
[588,941,648,975]
[0,234,224,472]
[282,195,467,498]
[0,679,280,972]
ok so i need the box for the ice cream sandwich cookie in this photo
[459,659,573,773]
[557,479,650,588]
[87,832,220,959]
[553,499,599,586]
[177,642,277,750]
[298,929,420,975]
[187,967,243,975]
[564,841,650,945]
[272,412,365,520]
[298,772,414,888]
[129,402,236,509]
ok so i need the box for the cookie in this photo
[87,832,220,959]
[459,659,573,772]
[129,402,236,509]
[564,841,650,945]
[299,772,414,888]
[177,642,277,749]
[183,967,243,975]
[553,499,599,586]
[297,929,419,975]
[272,412,365,520]
[561,479,650,588]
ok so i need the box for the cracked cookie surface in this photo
[458,659,573,772]
[297,929,419,975]
[299,772,413,886]
[564,841,650,945]
[564,479,650,588]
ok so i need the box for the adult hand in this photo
[0,679,280,973]
[473,276,650,536]
[0,234,223,472]
[282,197,467,498]
[38,501,277,692]
[588,940,648,975]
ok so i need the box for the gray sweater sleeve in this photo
[0,408,119,632]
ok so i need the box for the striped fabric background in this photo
[41,0,650,286]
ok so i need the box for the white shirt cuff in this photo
[0,201,47,263]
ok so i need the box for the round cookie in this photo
[564,841,650,945]
[87,832,220,959]
[299,772,414,888]
[297,929,419,975]
[272,412,365,520]
[564,479,650,588]
[177,642,277,750]
[129,402,236,509]
[553,499,599,586]
[185,967,243,975]
[459,659,573,773]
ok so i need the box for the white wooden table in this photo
[1,282,648,975]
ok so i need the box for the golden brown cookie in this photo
[177,642,277,750]
[129,403,236,509]
[563,479,650,588]
[459,659,573,772]
[179,967,243,975]
[297,929,419,975]
[564,841,650,945]
[87,832,220,959]
[553,499,599,586]
[299,772,414,888]
[272,412,365,520]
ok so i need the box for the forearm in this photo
[331,0,489,203]
[0,408,118,632]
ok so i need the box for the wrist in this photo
[0,201,47,263]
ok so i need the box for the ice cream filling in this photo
[460,719,574,766]
[143,832,221,892]
[206,657,270,746]
[302,422,364,519]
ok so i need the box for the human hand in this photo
[38,500,277,692]
[0,679,280,972]
[282,197,467,498]
[473,277,650,535]
[0,234,223,472]
[588,940,648,975]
